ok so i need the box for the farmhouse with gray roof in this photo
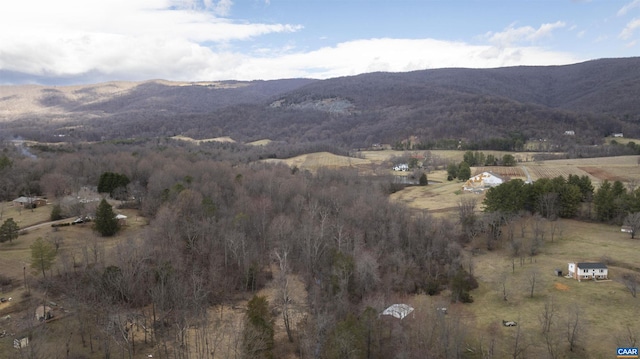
[568,262,608,281]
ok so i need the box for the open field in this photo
[170,135,237,144]
[467,219,640,358]
[524,155,640,186]
[0,201,150,357]
[0,202,145,280]
[263,151,373,174]
[246,139,273,146]
[263,151,640,217]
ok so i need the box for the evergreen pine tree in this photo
[0,218,19,243]
[419,173,428,186]
[94,199,119,236]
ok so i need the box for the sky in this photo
[1,0,639,85]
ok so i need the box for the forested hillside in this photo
[1,57,640,151]
[0,140,474,358]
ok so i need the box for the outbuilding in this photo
[463,172,504,192]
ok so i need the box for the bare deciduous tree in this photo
[528,268,538,298]
[510,318,528,359]
[566,307,584,352]
[548,219,563,243]
[623,212,640,239]
[540,297,561,359]
[621,273,639,298]
[274,247,294,343]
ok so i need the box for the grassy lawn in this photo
[467,219,640,358]
[0,200,147,357]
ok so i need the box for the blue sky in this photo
[1,0,639,85]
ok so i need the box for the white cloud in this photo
[618,0,640,16]
[0,2,581,84]
[485,21,566,47]
[223,38,581,81]
[620,18,640,39]
[0,0,302,80]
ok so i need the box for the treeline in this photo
[484,175,593,219]
[446,151,516,181]
[483,173,640,227]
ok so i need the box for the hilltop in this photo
[1,57,639,150]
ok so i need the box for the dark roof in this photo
[577,262,607,269]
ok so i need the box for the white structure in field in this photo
[463,172,504,192]
[393,164,409,171]
[382,304,414,320]
[568,262,608,281]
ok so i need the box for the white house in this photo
[393,164,409,172]
[613,133,624,138]
[463,172,504,192]
[568,262,608,281]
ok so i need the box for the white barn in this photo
[463,172,504,192]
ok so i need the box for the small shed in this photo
[35,305,53,321]
[116,214,128,226]
[13,337,29,349]
[382,304,414,320]
[554,269,563,277]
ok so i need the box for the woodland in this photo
[1,58,640,358]
[2,57,640,150]
[0,139,479,358]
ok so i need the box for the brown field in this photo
[468,218,640,358]
[246,139,273,146]
[171,135,237,144]
[473,166,526,179]
[525,155,640,186]
[263,152,373,174]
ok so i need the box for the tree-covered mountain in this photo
[2,57,639,149]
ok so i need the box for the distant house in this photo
[393,164,409,172]
[116,214,128,226]
[463,172,504,192]
[568,262,608,281]
[564,130,575,136]
[12,196,47,208]
[613,133,624,138]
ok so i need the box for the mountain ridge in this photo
[1,57,639,149]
